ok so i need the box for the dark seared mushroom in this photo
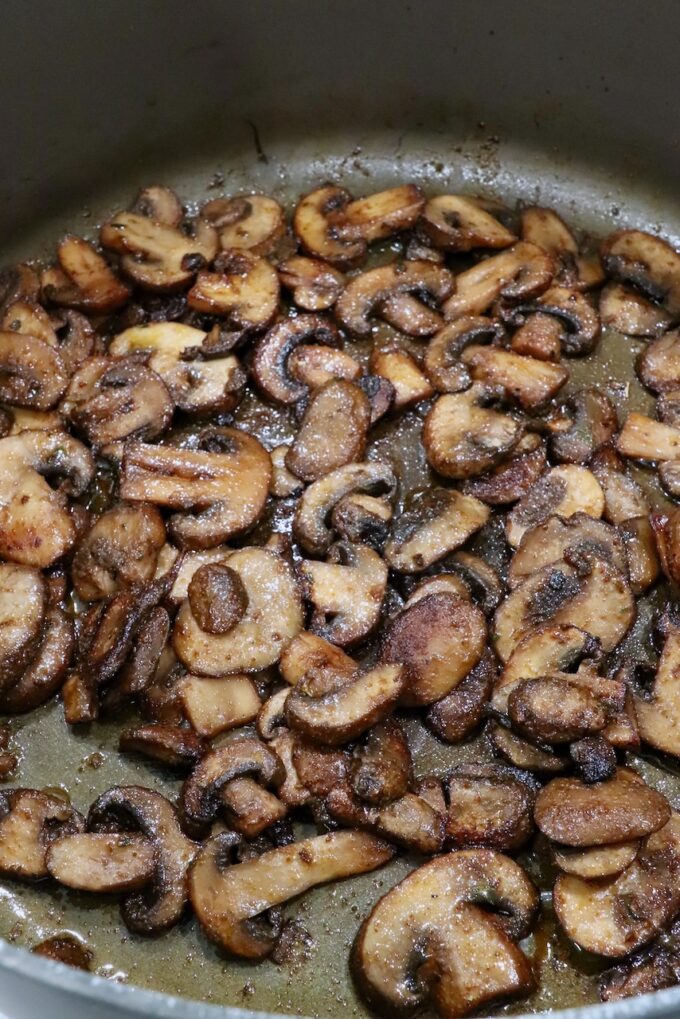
[72,502,166,601]
[293,185,367,268]
[353,849,538,1019]
[278,630,357,690]
[350,718,412,805]
[424,316,503,393]
[278,255,346,310]
[445,764,536,851]
[299,542,387,647]
[550,389,618,463]
[638,328,680,392]
[0,789,83,879]
[202,194,285,254]
[508,677,610,745]
[335,261,454,337]
[285,380,371,482]
[419,194,516,252]
[508,513,627,589]
[369,348,434,409]
[119,724,206,768]
[505,465,605,548]
[600,282,673,336]
[634,622,680,758]
[520,206,604,290]
[41,235,131,313]
[326,785,444,854]
[426,652,497,743]
[0,563,46,692]
[443,241,554,320]
[384,488,489,573]
[0,331,68,410]
[252,314,342,405]
[462,434,548,505]
[600,935,680,1002]
[332,184,425,243]
[180,674,261,737]
[460,345,568,410]
[46,832,156,893]
[187,563,248,635]
[330,492,392,548]
[358,374,396,424]
[600,230,680,317]
[510,312,564,361]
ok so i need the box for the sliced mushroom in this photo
[520,207,603,290]
[369,348,434,410]
[554,812,680,957]
[119,724,206,768]
[508,677,609,745]
[278,255,345,310]
[72,503,166,601]
[288,343,361,390]
[620,516,660,594]
[505,465,605,548]
[600,230,680,317]
[191,830,394,959]
[179,674,261,738]
[121,428,271,549]
[553,841,641,880]
[461,345,568,410]
[335,262,454,337]
[133,185,183,227]
[445,764,536,852]
[3,406,63,434]
[617,412,680,462]
[300,542,387,647]
[202,194,285,254]
[600,936,680,1002]
[550,389,618,463]
[326,786,444,855]
[419,194,515,252]
[293,185,367,267]
[41,235,131,312]
[278,630,356,689]
[251,314,341,405]
[384,488,489,573]
[0,331,68,410]
[486,720,567,774]
[634,623,680,758]
[46,832,156,893]
[405,572,471,606]
[424,316,503,394]
[0,789,83,879]
[330,492,392,548]
[600,282,672,337]
[353,849,538,1019]
[423,385,524,480]
[508,513,627,589]
[590,447,650,524]
[358,374,396,424]
[286,664,404,745]
[187,562,248,635]
[186,250,279,331]
[174,547,302,675]
[638,328,680,392]
[506,286,601,356]
[285,379,370,482]
[462,433,548,505]
[269,444,304,498]
[426,652,496,743]
[333,185,425,243]
[443,242,554,320]
[0,564,46,691]
[350,718,412,805]
[378,292,445,337]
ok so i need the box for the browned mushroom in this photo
[179,674,261,737]
[600,230,680,317]
[590,446,650,524]
[505,465,605,548]
[600,934,680,1002]
[299,541,387,647]
[326,785,444,855]
[507,513,627,589]
[278,255,346,310]
[330,492,392,548]
[119,724,206,768]
[424,316,503,393]
[335,262,454,337]
[505,286,601,356]
[358,374,396,424]
[332,185,425,243]
[634,622,680,758]
[420,194,515,252]
[0,789,83,879]
[202,194,285,254]
[445,764,536,851]
[443,242,554,320]
[550,389,618,463]
[369,348,434,409]
[426,652,497,743]
[460,345,568,410]
[353,849,538,1019]
[520,207,604,290]
[46,832,156,893]
[620,516,661,593]
[278,630,357,689]
[72,502,166,601]
[187,562,248,635]
[251,314,342,405]
[288,343,361,390]
[293,185,367,268]
[384,488,489,573]
[617,412,680,462]
[553,840,641,880]
[350,718,412,805]
[31,934,93,971]
[510,312,564,361]
[41,235,131,312]
[0,331,68,410]
[285,379,370,482]
[638,328,680,392]
[462,433,548,505]
[486,720,567,774]
[600,282,672,336]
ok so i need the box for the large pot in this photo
[1,1,679,1017]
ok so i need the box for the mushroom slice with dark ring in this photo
[600,935,680,1003]
[180,674,261,738]
[443,241,554,320]
[278,630,357,690]
[600,229,680,317]
[285,379,371,482]
[72,502,166,602]
[331,184,425,243]
[87,785,197,934]
[41,235,131,313]
[384,488,489,573]
[486,721,567,774]
[325,786,444,855]
[330,492,392,548]
[353,849,538,1019]
[600,282,673,337]
[190,830,394,959]
[202,194,285,254]
[617,412,680,462]
[424,315,503,394]
[358,374,395,424]
[100,603,171,714]
[252,313,342,405]
[335,261,454,337]
[293,185,367,268]
[0,789,83,880]
[445,764,536,852]
[426,652,497,743]
[0,563,46,692]
[187,562,248,635]
[552,840,641,880]
[369,348,434,409]
[278,255,346,310]
[550,388,618,463]
[505,465,605,548]
[508,513,627,589]
[404,572,472,605]
[520,207,604,290]
[449,552,506,616]
[119,724,206,768]
[634,622,680,758]
[462,433,548,505]
[350,718,412,805]
[419,194,516,252]
[460,345,568,410]
[188,249,280,331]
[506,286,601,356]
[269,445,304,498]
[300,541,387,647]
[46,832,156,893]
[0,331,68,410]
[423,384,524,480]
[638,328,680,392]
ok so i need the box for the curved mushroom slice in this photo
[369,348,434,409]
[252,314,341,405]
[0,588,74,714]
[331,492,392,548]
[0,430,94,567]
[381,592,486,706]
[300,542,387,647]
[426,652,496,743]
[351,718,412,805]
[424,316,502,394]
[100,210,218,292]
[62,357,173,447]
[0,564,46,691]
[507,673,622,745]
[638,328,680,392]
[378,292,445,337]
[269,445,304,498]
[493,558,633,664]
[600,229,680,317]
[550,389,618,464]
[445,764,536,852]
[405,572,472,606]
[187,562,248,635]
[326,786,444,855]
[419,194,515,252]
[506,286,601,356]
[0,331,68,410]
[590,447,650,524]
[617,412,680,462]
[288,344,361,390]
[333,185,425,243]
[88,785,197,934]
[279,631,357,690]
[187,250,280,332]
[132,185,183,226]
[487,721,567,774]
[620,516,660,594]
[179,674,260,738]
[508,513,627,589]
[520,207,603,290]
[505,465,605,548]
[46,832,156,893]
[462,434,547,506]
[657,388,680,427]
[285,664,404,745]
[353,849,538,1019]
[174,547,303,675]
[448,552,506,616]
[119,724,206,768]
[443,242,554,321]
[385,488,489,573]
[202,194,285,254]
[358,374,396,424]
[0,789,83,879]
[41,235,131,313]
[600,282,673,337]
[285,380,370,482]
[600,939,680,1002]
[191,830,394,959]
[554,813,680,957]
[72,503,166,601]
[335,262,454,337]
[121,428,271,550]
[423,385,524,480]
[553,840,641,880]
[460,345,568,410]
[634,624,680,758]
[278,255,345,311]
[256,688,291,741]
[294,462,397,556]
[294,184,367,267]
[491,622,597,712]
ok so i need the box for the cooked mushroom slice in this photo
[335,262,454,337]
[405,572,471,606]
[554,812,680,957]
[187,563,248,635]
[62,671,99,725]
[620,516,660,594]
[358,374,396,424]
[0,429,94,568]
[443,242,554,321]
[278,631,357,689]
[521,206,604,289]
[617,412,680,462]
[634,623,680,758]
[326,786,444,855]
[638,328,680,393]
[294,185,368,267]
[0,262,40,312]
[651,509,680,587]
[119,724,206,768]
[266,731,310,808]
[378,291,445,337]
[330,492,392,548]
[351,718,412,805]
[507,677,609,744]
[32,933,93,971]
[385,488,489,574]
[41,235,131,313]
[180,675,261,738]
[202,194,285,254]
[382,592,486,706]
[3,406,63,434]
[600,230,680,317]
[426,652,496,743]
[47,832,156,893]
[88,786,197,933]
[486,721,567,774]
[300,542,387,647]
[132,184,183,226]
[278,255,345,310]
[353,849,538,1019]
[657,388,680,427]
[423,385,524,480]
[510,312,564,361]
[0,726,17,778]
[0,564,46,691]
[0,789,83,879]
[187,251,280,333]
[463,434,548,506]
[294,462,396,556]
[505,465,604,548]
[461,345,568,410]
[191,829,394,959]
[72,503,166,601]
[62,357,173,447]
[508,513,627,589]
[286,663,404,745]
[506,286,601,356]
[285,380,370,482]
[424,316,503,394]
[0,332,68,410]
[419,194,515,253]
[252,314,342,405]
[600,282,673,336]
[367,348,432,410]
[332,185,425,243]
[268,445,303,498]
[553,840,641,880]
[600,932,680,1002]
[288,344,361,390]
[535,768,670,848]
[446,765,536,852]
[174,547,302,675]
[121,428,271,549]
[590,447,650,524]
[550,389,618,463]
[256,688,291,741]
[100,210,218,292]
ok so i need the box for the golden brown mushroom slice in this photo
[293,185,366,267]
[299,542,387,647]
[288,342,361,390]
[552,840,641,880]
[353,849,538,1019]
[278,630,357,689]
[350,718,412,805]
[460,345,568,410]
[72,502,166,601]
[600,282,673,337]
[46,832,156,893]
[638,328,680,392]
[505,465,605,548]
[326,785,444,855]
[369,348,434,409]
[191,830,394,959]
[120,427,271,549]
[600,229,680,317]
[278,255,346,311]
[507,286,601,356]
[590,447,650,524]
[381,592,486,706]
[508,513,627,589]
[445,764,536,852]
[335,261,454,337]
[600,939,680,1002]
[423,384,524,480]
[251,313,342,405]
[419,194,516,252]
[426,652,496,744]
[634,623,680,757]
[617,412,680,462]
[155,544,233,606]
[550,388,618,464]
[179,674,261,738]
[554,812,680,957]
[384,488,489,573]
[620,515,660,594]
[443,241,554,320]
[424,316,503,394]
[187,249,280,331]
[41,235,131,313]
[520,206,604,290]
[462,433,548,506]
[0,563,46,691]
[174,547,302,675]
[330,491,392,548]
[285,379,371,482]
[0,331,68,410]
[118,724,206,769]
[333,184,425,243]
[486,721,567,774]
[0,789,83,879]
[202,194,285,254]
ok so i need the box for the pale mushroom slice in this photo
[269,445,304,498]
[369,348,434,409]
[423,385,524,480]
[554,812,680,957]
[0,331,68,410]
[638,328,680,392]
[460,345,568,410]
[378,292,445,337]
[179,675,261,738]
[505,465,605,548]
[251,314,342,405]
[384,488,489,573]
[120,427,271,549]
[419,194,516,252]
[299,542,387,647]
[353,849,538,1019]
[187,249,280,330]
[278,255,346,310]
[132,185,184,226]
[462,433,548,506]
[72,502,166,601]
[46,832,156,893]
[493,558,634,663]
[552,840,641,880]
[443,241,554,320]
[332,185,425,243]
[445,764,536,852]
[600,229,680,318]
[201,194,285,254]
[617,412,680,462]
[285,379,371,482]
[191,830,394,959]
[424,316,502,393]
[0,789,83,879]
[634,623,680,758]
[335,261,454,337]
[520,206,604,290]
[155,544,233,606]
[600,282,672,337]
[3,406,63,435]
[508,513,627,589]
[174,547,303,675]
[293,185,367,267]
[41,235,131,313]
[381,592,487,706]
[620,515,661,594]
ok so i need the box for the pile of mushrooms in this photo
[2,181,680,1017]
